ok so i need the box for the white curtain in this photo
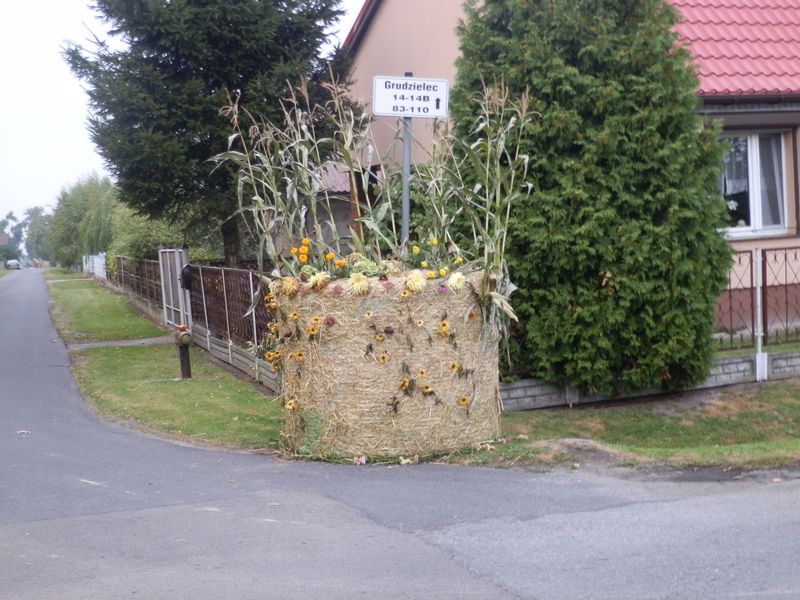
[759,134,784,227]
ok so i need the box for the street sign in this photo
[372,76,449,119]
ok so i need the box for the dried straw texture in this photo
[272,273,501,458]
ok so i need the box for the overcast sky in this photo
[0,0,364,222]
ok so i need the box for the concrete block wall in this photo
[769,351,800,380]
[500,354,759,411]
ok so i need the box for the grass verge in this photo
[73,345,282,449]
[49,279,164,342]
[448,382,800,470]
[45,268,89,281]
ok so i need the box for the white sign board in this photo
[372,76,449,119]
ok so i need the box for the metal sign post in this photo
[401,72,413,244]
[372,74,450,248]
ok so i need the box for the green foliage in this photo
[64,0,346,264]
[0,212,21,258]
[22,208,50,260]
[106,204,182,262]
[452,0,732,395]
[48,176,116,268]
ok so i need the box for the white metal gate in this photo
[159,248,192,328]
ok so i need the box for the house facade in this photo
[344,0,800,253]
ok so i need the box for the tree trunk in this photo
[221,219,241,267]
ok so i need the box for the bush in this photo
[451,0,732,395]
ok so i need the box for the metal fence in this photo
[187,265,271,350]
[113,256,163,308]
[762,247,800,346]
[714,250,755,350]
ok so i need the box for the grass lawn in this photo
[73,345,282,449]
[49,279,165,342]
[44,268,89,281]
[449,382,800,470]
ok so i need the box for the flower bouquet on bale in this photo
[216,79,532,460]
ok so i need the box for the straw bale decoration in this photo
[216,79,533,461]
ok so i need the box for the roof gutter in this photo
[343,0,382,59]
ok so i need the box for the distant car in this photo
[5,259,20,270]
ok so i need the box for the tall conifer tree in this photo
[452,0,731,394]
[65,0,344,264]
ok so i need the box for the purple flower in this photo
[383,326,395,335]
[283,331,294,339]
[324,316,336,327]
[437,285,449,294]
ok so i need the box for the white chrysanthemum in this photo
[405,270,427,293]
[447,272,466,292]
[308,271,330,291]
[349,272,370,296]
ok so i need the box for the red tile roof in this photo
[671,0,800,98]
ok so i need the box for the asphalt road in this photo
[2,268,800,600]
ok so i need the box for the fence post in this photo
[199,266,211,350]
[755,248,768,381]
[221,268,233,364]
[249,270,260,381]
[158,250,170,325]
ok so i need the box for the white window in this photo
[720,133,787,236]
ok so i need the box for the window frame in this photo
[721,131,789,240]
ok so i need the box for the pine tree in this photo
[451,0,732,395]
[65,0,345,265]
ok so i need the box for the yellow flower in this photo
[429,238,438,246]
[447,272,466,291]
[285,399,298,410]
[449,362,460,373]
[375,333,385,342]
[411,245,421,254]
[298,245,309,255]
[453,255,464,266]
[298,254,308,264]
[268,322,279,333]
[399,377,410,391]
[267,302,278,311]
[426,271,437,279]
[438,320,450,337]
[421,385,434,395]
[301,237,311,246]
[418,369,427,379]
[457,396,470,408]
[420,261,428,268]
[349,272,370,295]
[280,277,300,297]
[399,289,411,300]
[289,247,299,255]
[405,270,426,293]
[439,267,449,277]
[325,251,335,261]
[311,315,322,325]
[335,259,346,268]
[291,352,305,362]
[306,324,319,336]
[415,319,424,327]
[378,352,389,365]
[288,311,300,321]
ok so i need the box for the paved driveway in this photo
[2,269,800,599]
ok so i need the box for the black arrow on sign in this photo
[435,98,441,110]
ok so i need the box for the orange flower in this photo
[298,255,308,263]
[325,251,335,261]
[298,246,309,255]
[301,237,311,246]
[335,259,346,268]
[289,247,299,255]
